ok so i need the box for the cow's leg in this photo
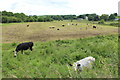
[30,47,33,51]
[14,51,17,57]
[21,50,24,54]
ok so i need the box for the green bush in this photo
[98,19,105,24]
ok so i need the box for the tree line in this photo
[1,11,118,23]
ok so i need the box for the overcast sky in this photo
[0,0,119,15]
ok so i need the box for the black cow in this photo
[93,26,97,29]
[13,42,34,57]
[27,25,29,27]
[57,28,60,30]
[62,24,65,27]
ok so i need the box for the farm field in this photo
[2,34,118,78]
[2,20,118,43]
[2,20,118,78]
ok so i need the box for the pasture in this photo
[2,20,118,78]
[2,20,118,43]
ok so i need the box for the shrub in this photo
[98,19,105,24]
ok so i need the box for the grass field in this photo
[2,20,118,43]
[2,34,118,78]
[2,20,118,78]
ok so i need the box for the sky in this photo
[0,0,119,16]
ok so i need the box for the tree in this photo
[2,11,13,16]
[113,13,117,16]
[109,14,116,21]
[2,16,22,23]
[2,16,8,23]
[8,17,21,23]
[25,16,34,22]
[14,13,27,22]
[85,13,100,21]
[57,15,63,21]
[38,17,44,22]
[77,15,86,19]
[2,10,117,23]
[85,14,89,17]
[88,15,94,21]
[100,14,109,21]
[32,15,38,22]
[98,19,105,24]
[94,15,100,21]
[44,16,53,22]
[51,15,63,21]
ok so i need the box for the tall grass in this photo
[2,34,118,78]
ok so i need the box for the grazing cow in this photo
[62,24,65,27]
[49,27,52,29]
[52,27,55,29]
[13,42,34,57]
[68,23,70,26]
[93,26,97,29]
[27,25,29,27]
[69,56,95,72]
[57,28,60,30]
[49,26,55,29]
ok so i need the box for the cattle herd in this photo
[48,23,97,31]
[27,23,97,30]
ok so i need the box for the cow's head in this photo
[13,51,17,57]
[88,56,95,62]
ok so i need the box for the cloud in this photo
[119,1,120,16]
[65,0,119,15]
[0,0,119,15]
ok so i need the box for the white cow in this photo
[70,56,95,71]
[68,23,70,26]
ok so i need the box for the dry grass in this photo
[2,21,118,43]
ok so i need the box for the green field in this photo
[2,34,118,78]
[2,20,118,78]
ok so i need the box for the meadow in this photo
[2,20,118,78]
[2,20,118,43]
